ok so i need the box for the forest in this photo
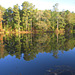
[0,1,75,33]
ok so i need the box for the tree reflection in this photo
[0,32,75,61]
[0,34,8,58]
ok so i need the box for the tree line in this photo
[0,1,75,33]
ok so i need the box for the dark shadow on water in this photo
[46,65,75,75]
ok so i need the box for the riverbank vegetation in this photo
[0,1,75,34]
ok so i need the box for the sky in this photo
[0,0,75,12]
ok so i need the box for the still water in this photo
[0,33,75,75]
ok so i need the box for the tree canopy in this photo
[0,2,75,33]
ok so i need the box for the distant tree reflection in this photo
[0,33,75,61]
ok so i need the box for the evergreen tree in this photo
[22,1,29,31]
[13,4,20,32]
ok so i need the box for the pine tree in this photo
[13,4,20,32]
[22,1,29,31]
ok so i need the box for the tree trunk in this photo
[57,19,58,30]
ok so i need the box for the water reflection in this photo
[0,33,75,60]
[46,65,75,75]
[0,33,75,75]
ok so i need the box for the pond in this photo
[0,33,75,75]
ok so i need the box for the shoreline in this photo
[0,29,74,35]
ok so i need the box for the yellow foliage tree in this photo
[0,10,3,31]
